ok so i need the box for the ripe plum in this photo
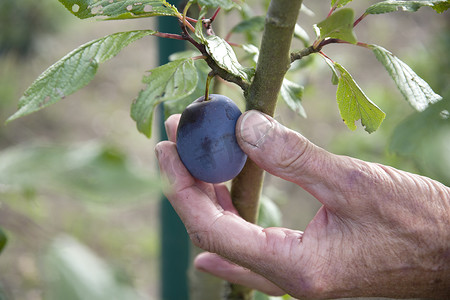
[176,94,247,183]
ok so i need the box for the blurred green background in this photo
[0,0,448,299]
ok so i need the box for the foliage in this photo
[316,8,357,44]
[2,0,449,299]
[0,0,65,56]
[131,58,198,137]
[6,0,447,135]
[57,0,179,19]
[370,44,442,111]
[0,143,158,203]
[45,236,142,300]
[365,0,450,14]
[7,30,156,123]
[334,63,385,133]
[0,229,7,255]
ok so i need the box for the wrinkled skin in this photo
[155,110,450,299]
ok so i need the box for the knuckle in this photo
[276,131,312,173]
[188,229,213,250]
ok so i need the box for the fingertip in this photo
[165,114,181,142]
[236,110,275,149]
[194,252,286,297]
[194,252,218,271]
[154,140,193,191]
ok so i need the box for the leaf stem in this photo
[319,50,334,63]
[185,16,198,23]
[353,12,367,27]
[180,1,196,33]
[210,7,221,22]
[154,31,186,40]
[327,1,339,17]
[317,38,370,49]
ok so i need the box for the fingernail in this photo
[239,110,274,148]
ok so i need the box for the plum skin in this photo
[176,94,247,183]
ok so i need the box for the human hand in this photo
[155,110,450,299]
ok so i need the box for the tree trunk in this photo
[227,0,304,299]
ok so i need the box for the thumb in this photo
[236,110,359,209]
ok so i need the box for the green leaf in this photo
[242,44,259,65]
[58,0,179,20]
[0,228,7,255]
[131,58,198,137]
[230,16,265,34]
[390,98,450,185]
[331,0,354,8]
[205,35,253,82]
[194,6,209,43]
[370,44,442,111]
[390,98,450,155]
[335,63,386,133]
[316,8,357,44]
[7,30,155,123]
[280,79,307,118]
[45,236,142,300]
[164,55,211,118]
[0,143,158,203]
[294,24,310,46]
[193,0,237,10]
[366,0,449,14]
[257,196,282,228]
[300,4,315,17]
[432,1,450,12]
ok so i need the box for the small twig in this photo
[179,21,250,92]
[318,38,341,48]
[322,38,370,48]
[290,45,317,62]
[294,38,371,63]
[180,22,204,53]
[203,55,250,91]
[204,19,215,36]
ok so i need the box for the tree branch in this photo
[290,45,317,62]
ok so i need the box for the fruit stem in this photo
[204,71,215,101]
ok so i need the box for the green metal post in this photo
[158,2,190,299]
